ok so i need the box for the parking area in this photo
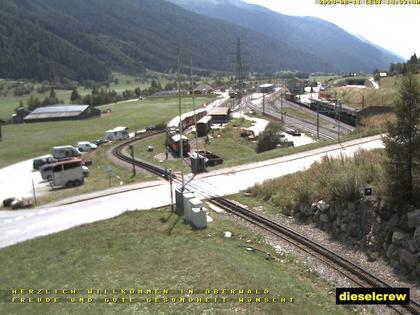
[0,158,50,204]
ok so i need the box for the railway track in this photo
[246,101,338,140]
[113,132,420,315]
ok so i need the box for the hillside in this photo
[168,0,404,73]
[0,0,334,82]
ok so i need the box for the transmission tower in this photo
[236,37,245,95]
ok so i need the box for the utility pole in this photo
[317,110,320,140]
[129,144,136,177]
[190,55,198,152]
[280,91,284,122]
[168,168,174,212]
[262,92,265,116]
[337,102,342,142]
[177,49,185,190]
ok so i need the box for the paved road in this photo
[0,135,384,249]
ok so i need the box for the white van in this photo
[77,141,97,152]
[51,146,81,159]
[105,127,129,141]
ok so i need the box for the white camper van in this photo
[105,127,129,141]
[51,145,81,159]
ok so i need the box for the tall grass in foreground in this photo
[248,149,387,210]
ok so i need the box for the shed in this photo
[208,107,231,124]
[24,105,100,123]
[258,84,275,94]
[196,115,212,137]
[193,84,214,94]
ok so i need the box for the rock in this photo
[386,243,398,260]
[406,240,418,253]
[321,222,330,232]
[282,207,290,216]
[407,209,420,228]
[341,224,347,232]
[316,200,329,212]
[224,231,232,238]
[399,249,417,269]
[320,214,329,223]
[336,216,341,226]
[414,226,420,250]
[416,263,420,277]
[347,202,356,212]
[387,213,399,230]
[342,209,349,217]
[392,231,410,245]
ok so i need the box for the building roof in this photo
[171,134,188,142]
[259,84,274,88]
[197,116,212,124]
[24,105,90,121]
[208,107,231,116]
[106,126,128,133]
[194,84,213,92]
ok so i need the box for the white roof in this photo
[106,126,128,133]
[171,134,188,142]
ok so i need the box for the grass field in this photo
[0,73,161,119]
[0,96,215,169]
[0,208,359,315]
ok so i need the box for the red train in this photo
[166,109,208,156]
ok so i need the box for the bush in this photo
[256,122,283,153]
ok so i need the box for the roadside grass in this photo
[241,149,386,212]
[0,96,215,168]
[0,208,358,315]
[309,75,340,83]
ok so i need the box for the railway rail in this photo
[113,132,420,315]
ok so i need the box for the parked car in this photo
[94,139,109,146]
[51,146,81,159]
[77,141,97,152]
[33,154,56,170]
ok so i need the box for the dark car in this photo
[94,139,109,146]
[33,155,56,170]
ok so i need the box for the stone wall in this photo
[286,200,420,279]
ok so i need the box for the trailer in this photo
[50,159,85,188]
[105,126,129,141]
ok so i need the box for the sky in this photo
[243,0,419,59]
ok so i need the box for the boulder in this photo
[320,214,329,223]
[416,263,420,277]
[387,213,399,230]
[392,231,410,245]
[407,209,420,228]
[347,202,356,212]
[414,226,420,250]
[316,200,329,212]
[399,249,417,269]
[406,240,417,254]
[386,243,399,260]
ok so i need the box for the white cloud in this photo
[243,0,419,59]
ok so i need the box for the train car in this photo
[166,132,190,156]
[309,98,357,126]
[166,108,208,156]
